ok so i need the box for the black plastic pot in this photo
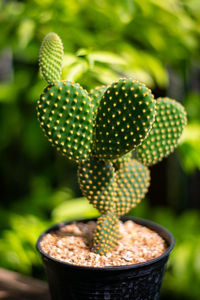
[36,216,174,300]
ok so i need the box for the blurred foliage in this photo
[178,92,200,173]
[0,190,98,275]
[0,1,200,299]
[0,213,48,274]
[1,0,200,88]
[52,197,99,222]
[179,122,200,173]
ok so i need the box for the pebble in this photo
[40,220,167,267]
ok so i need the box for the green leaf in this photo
[89,51,126,65]
[63,61,88,81]
[52,197,99,222]
[178,122,200,173]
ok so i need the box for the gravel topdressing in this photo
[40,220,167,268]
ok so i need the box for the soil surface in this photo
[40,220,167,267]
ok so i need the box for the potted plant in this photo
[36,33,187,300]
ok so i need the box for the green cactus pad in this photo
[94,78,156,160]
[78,157,116,214]
[92,211,120,255]
[37,80,94,162]
[90,85,107,119]
[137,97,187,166]
[114,152,132,169]
[39,32,64,84]
[115,159,150,216]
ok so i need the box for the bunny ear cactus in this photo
[77,156,150,255]
[37,33,187,255]
[78,157,116,214]
[93,78,156,160]
[136,97,187,166]
[37,81,94,162]
[89,85,107,119]
[39,32,64,84]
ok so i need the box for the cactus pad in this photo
[78,156,150,253]
[92,211,120,255]
[37,81,94,162]
[115,159,150,216]
[114,152,133,169]
[78,157,116,214]
[94,78,156,160]
[137,97,187,166]
[39,32,64,84]
[90,85,107,119]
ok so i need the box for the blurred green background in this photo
[0,0,200,299]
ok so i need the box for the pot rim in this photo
[36,216,175,272]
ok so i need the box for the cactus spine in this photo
[37,33,187,255]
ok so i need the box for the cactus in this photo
[114,159,150,217]
[89,85,107,120]
[92,211,120,255]
[78,157,116,214]
[39,32,64,84]
[36,80,94,162]
[37,33,187,255]
[136,97,187,166]
[94,78,156,160]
